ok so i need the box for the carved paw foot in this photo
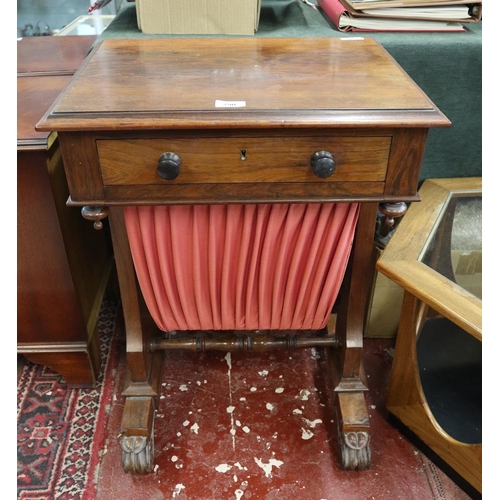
[121,433,154,474]
[339,430,371,470]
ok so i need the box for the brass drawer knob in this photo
[310,151,336,178]
[157,152,181,180]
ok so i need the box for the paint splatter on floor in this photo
[94,340,476,500]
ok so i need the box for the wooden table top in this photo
[17,35,97,148]
[18,75,73,148]
[36,37,450,132]
[17,35,96,76]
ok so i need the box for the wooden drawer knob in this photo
[310,151,336,178]
[157,152,181,180]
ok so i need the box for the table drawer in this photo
[97,136,390,186]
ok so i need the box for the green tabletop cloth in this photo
[96,0,482,181]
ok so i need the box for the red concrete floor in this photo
[94,335,476,500]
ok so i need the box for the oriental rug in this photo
[17,298,122,500]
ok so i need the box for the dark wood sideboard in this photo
[18,36,114,387]
[37,37,450,471]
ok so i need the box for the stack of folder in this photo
[317,0,482,32]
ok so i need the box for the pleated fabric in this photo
[123,203,359,332]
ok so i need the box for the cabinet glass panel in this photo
[421,195,482,299]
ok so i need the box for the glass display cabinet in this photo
[377,177,482,494]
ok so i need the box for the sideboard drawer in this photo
[97,136,391,186]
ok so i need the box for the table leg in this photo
[108,206,164,473]
[331,202,378,469]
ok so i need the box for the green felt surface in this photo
[96,1,482,181]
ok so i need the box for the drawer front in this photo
[97,136,390,186]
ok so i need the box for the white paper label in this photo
[215,100,247,108]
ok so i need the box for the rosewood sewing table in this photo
[37,37,449,473]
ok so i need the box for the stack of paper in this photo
[317,0,482,32]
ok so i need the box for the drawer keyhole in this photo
[240,149,247,161]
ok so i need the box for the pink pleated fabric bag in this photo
[124,203,359,332]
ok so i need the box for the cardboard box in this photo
[365,268,404,338]
[365,246,404,338]
[135,0,262,35]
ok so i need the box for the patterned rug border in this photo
[17,299,122,500]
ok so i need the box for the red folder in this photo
[317,0,467,32]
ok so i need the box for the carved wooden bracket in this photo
[81,205,109,230]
